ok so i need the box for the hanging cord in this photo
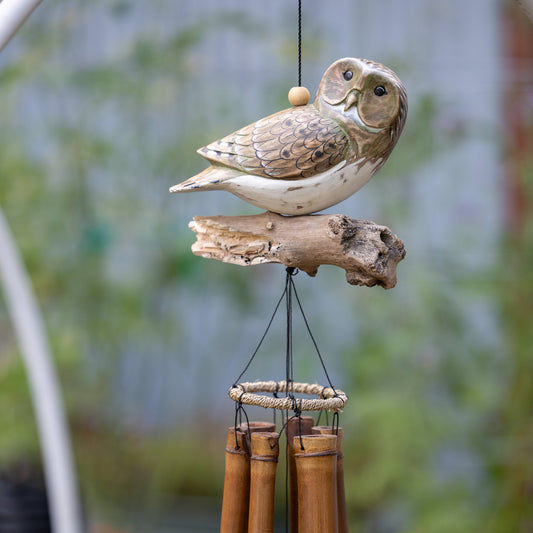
[284,267,295,533]
[232,285,287,387]
[285,267,301,533]
[315,386,330,427]
[332,411,340,435]
[285,426,290,533]
[270,408,305,533]
[272,382,279,425]
[290,272,338,394]
[271,406,305,450]
[232,267,341,410]
[285,267,297,402]
[297,0,302,87]
[233,392,251,450]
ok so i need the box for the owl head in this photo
[315,57,408,163]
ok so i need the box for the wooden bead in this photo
[288,86,310,106]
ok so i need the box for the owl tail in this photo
[169,165,239,193]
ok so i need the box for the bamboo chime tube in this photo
[220,422,275,532]
[287,416,314,532]
[220,427,250,533]
[294,434,339,533]
[312,426,348,533]
[248,432,280,533]
[239,421,276,435]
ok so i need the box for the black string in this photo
[270,411,303,533]
[272,386,279,426]
[315,408,329,427]
[297,400,304,450]
[284,268,295,533]
[285,431,289,533]
[233,396,250,450]
[332,411,340,435]
[232,285,287,386]
[298,0,302,87]
[285,267,296,402]
[291,278,338,393]
[233,268,340,426]
[232,267,339,409]
[284,267,300,533]
[315,386,330,427]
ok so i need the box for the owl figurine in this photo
[170,57,407,215]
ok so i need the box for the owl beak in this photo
[344,90,359,112]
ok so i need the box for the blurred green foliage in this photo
[0,3,263,521]
[0,2,532,532]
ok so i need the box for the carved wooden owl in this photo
[170,57,407,215]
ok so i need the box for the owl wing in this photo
[198,105,350,179]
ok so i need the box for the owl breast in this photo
[220,158,383,215]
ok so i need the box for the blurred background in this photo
[0,0,532,531]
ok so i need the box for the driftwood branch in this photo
[189,212,406,289]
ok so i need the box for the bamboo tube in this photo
[248,432,280,533]
[239,421,276,435]
[287,416,314,532]
[220,427,250,533]
[294,434,338,533]
[238,422,276,459]
[312,426,348,533]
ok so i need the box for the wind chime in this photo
[170,1,408,531]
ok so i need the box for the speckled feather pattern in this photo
[199,105,349,180]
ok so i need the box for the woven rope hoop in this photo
[229,380,348,412]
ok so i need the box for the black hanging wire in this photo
[290,272,337,392]
[315,386,330,427]
[285,267,296,402]
[285,266,296,533]
[233,392,251,450]
[332,411,340,435]
[232,265,339,425]
[231,285,287,387]
[285,417,290,533]
[232,265,337,393]
[272,382,279,426]
[298,0,302,87]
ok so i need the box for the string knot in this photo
[291,397,302,417]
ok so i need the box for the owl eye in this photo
[374,85,387,97]
[343,70,353,81]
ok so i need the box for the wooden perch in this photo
[189,212,406,289]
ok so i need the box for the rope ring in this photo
[229,380,347,412]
